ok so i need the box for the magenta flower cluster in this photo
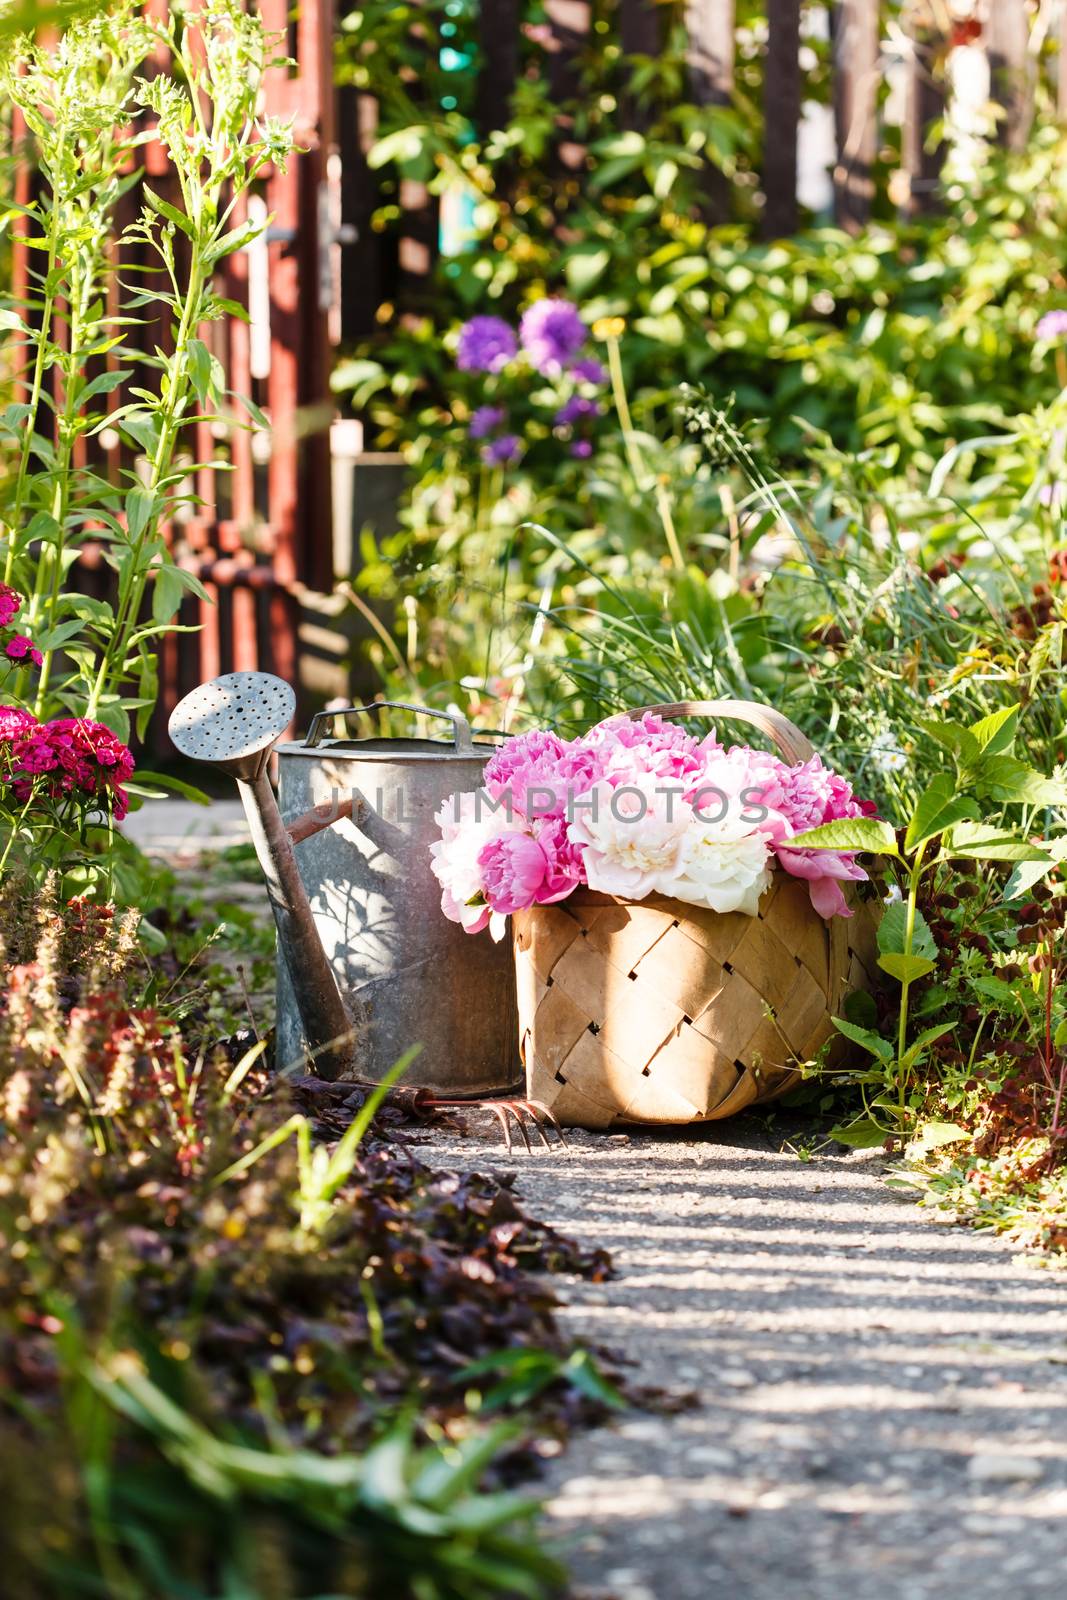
[0,584,42,669]
[0,707,135,821]
[431,714,877,938]
[453,296,606,465]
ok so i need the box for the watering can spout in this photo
[167,673,354,1082]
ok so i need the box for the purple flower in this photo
[570,439,593,459]
[1037,310,1067,341]
[456,315,517,374]
[519,298,587,375]
[481,433,523,467]
[469,404,506,440]
[554,395,600,428]
[569,356,608,386]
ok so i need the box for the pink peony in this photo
[580,712,712,786]
[772,847,869,919]
[766,754,875,919]
[532,814,584,903]
[431,716,874,932]
[479,831,550,915]
[483,728,613,820]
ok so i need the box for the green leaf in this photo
[125,486,157,540]
[367,124,432,170]
[143,185,195,239]
[972,754,1067,807]
[1004,856,1056,901]
[878,951,937,984]
[941,822,1051,863]
[185,337,220,407]
[967,704,1019,756]
[877,900,937,960]
[152,562,186,624]
[917,717,979,763]
[204,215,265,264]
[900,1022,955,1072]
[565,245,611,296]
[830,1118,889,1149]
[906,1121,971,1154]
[904,776,979,852]
[788,817,898,854]
[79,368,132,404]
[831,1017,894,1061]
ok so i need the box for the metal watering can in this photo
[168,675,541,1128]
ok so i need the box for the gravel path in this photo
[135,799,1067,1597]
[423,1117,1067,1600]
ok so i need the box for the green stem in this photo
[896,846,926,1122]
[0,787,39,880]
[32,264,90,714]
[4,140,65,586]
[86,241,206,719]
[605,333,685,572]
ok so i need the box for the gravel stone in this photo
[967,1453,1045,1483]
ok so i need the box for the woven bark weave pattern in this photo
[513,877,881,1129]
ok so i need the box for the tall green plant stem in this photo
[3,136,65,586]
[32,258,93,711]
[604,332,684,572]
[86,239,206,719]
[897,842,928,1117]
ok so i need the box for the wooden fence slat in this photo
[545,0,591,171]
[832,0,880,232]
[620,0,662,129]
[983,0,1032,151]
[902,2,946,215]
[339,86,383,343]
[477,0,520,136]
[685,0,735,219]
[762,0,801,238]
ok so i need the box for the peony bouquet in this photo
[431,712,876,939]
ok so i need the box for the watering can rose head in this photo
[430,718,877,935]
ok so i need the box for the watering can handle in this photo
[305,701,475,753]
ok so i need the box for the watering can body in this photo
[275,705,520,1095]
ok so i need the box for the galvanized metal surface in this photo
[276,703,520,1095]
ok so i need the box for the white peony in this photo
[567,778,691,899]
[657,814,772,916]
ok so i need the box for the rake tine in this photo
[504,1099,534,1154]
[514,1099,552,1149]
[523,1097,570,1149]
[488,1101,514,1155]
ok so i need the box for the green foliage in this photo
[337,1,1067,475]
[0,0,294,741]
[0,877,611,1595]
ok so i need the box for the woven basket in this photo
[513,699,881,1129]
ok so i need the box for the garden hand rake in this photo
[168,672,354,1082]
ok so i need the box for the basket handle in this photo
[605,699,815,765]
